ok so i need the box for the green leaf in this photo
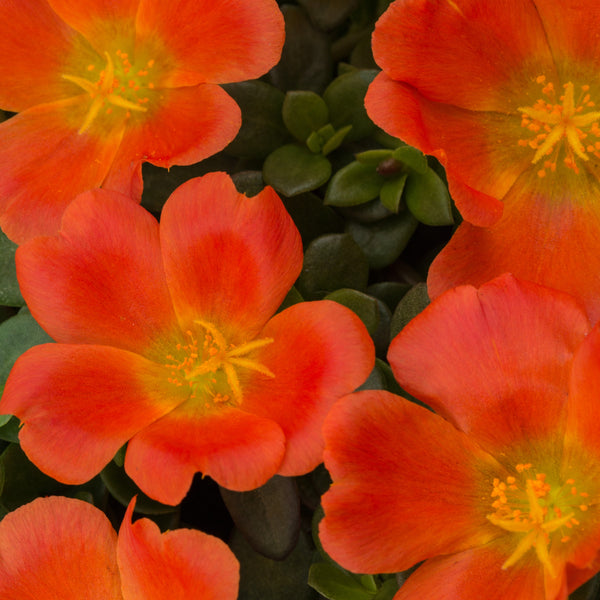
[325,288,379,335]
[355,149,394,167]
[380,174,408,213]
[323,69,378,141]
[321,124,352,156]
[0,230,23,307]
[346,212,418,269]
[0,443,104,511]
[297,0,360,30]
[220,475,300,560]
[222,81,289,159]
[263,144,332,196]
[100,459,178,515]
[325,161,385,207]
[296,233,369,299]
[231,529,317,600]
[367,282,411,313]
[281,192,344,246]
[0,307,53,396]
[390,282,430,339]
[269,5,333,94]
[392,145,428,174]
[404,168,454,226]
[308,562,374,600]
[283,90,330,143]
[373,579,400,600]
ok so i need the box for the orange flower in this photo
[320,275,600,600]
[0,0,284,243]
[0,172,374,505]
[365,0,600,321]
[0,496,239,599]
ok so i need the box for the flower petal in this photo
[159,172,303,340]
[427,171,600,324]
[567,325,600,457]
[125,404,286,504]
[371,0,555,112]
[365,75,529,226]
[388,274,590,454]
[243,300,374,476]
[0,0,90,111]
[102,85,242,201]
[0,344,187,484]
[0,99,124,243]
[533,0,600,78]
[320,390,501,574]
[0,496,122,599]
[16,189,178,353]
[393,544,551,600]
[118,498,239,600]
[135,0,284,86]
[48,0,139,55]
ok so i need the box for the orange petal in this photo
[428,170,600,324]
[0,496,122,599]
[125,404,286,504]
[0,1,92,111]
[533,0,600,79]
[135,0,284,86]
[388,274,590,454]
[372,0,555,112]
[102,85,242,201]
[16,189,178,353]
[159,172,302,340]
[0,99,123,243]
[48,0,139,55]
[320,390,501,574]
[118,498,239,600]
[393,544,551,600]
[0,344,188,484]
[243,300,374,476]
[365,75,528,225]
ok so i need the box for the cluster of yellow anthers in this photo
[487,463,590,576]
[63,49,156,134]
[165,321,275,408]
[518,75,600,178]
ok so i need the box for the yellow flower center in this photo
[518,75,600,177]
[164,320,275,409]
[487,463,591,577]
[62,49,156,134]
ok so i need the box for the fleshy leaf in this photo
[323,69,378,141]
[325,161,385,207]
[219,475,300,560]
[404,168,454,226]
[263,144,332,196]
[346,212,418,269]
[296,233,369,299]
[282,91,329,143]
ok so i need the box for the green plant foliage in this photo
[283,91,330,143]
[223,81,289,159]
[404,168,454,226]
[323,69,378,141]
[0,230,23,307]
[0,307,53,396]
[325,161,386,207]
[346,212,419,270]
[263,143,332,196]
[220,475,301,560]
[296,233,369,299]
[231,529,318,600]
